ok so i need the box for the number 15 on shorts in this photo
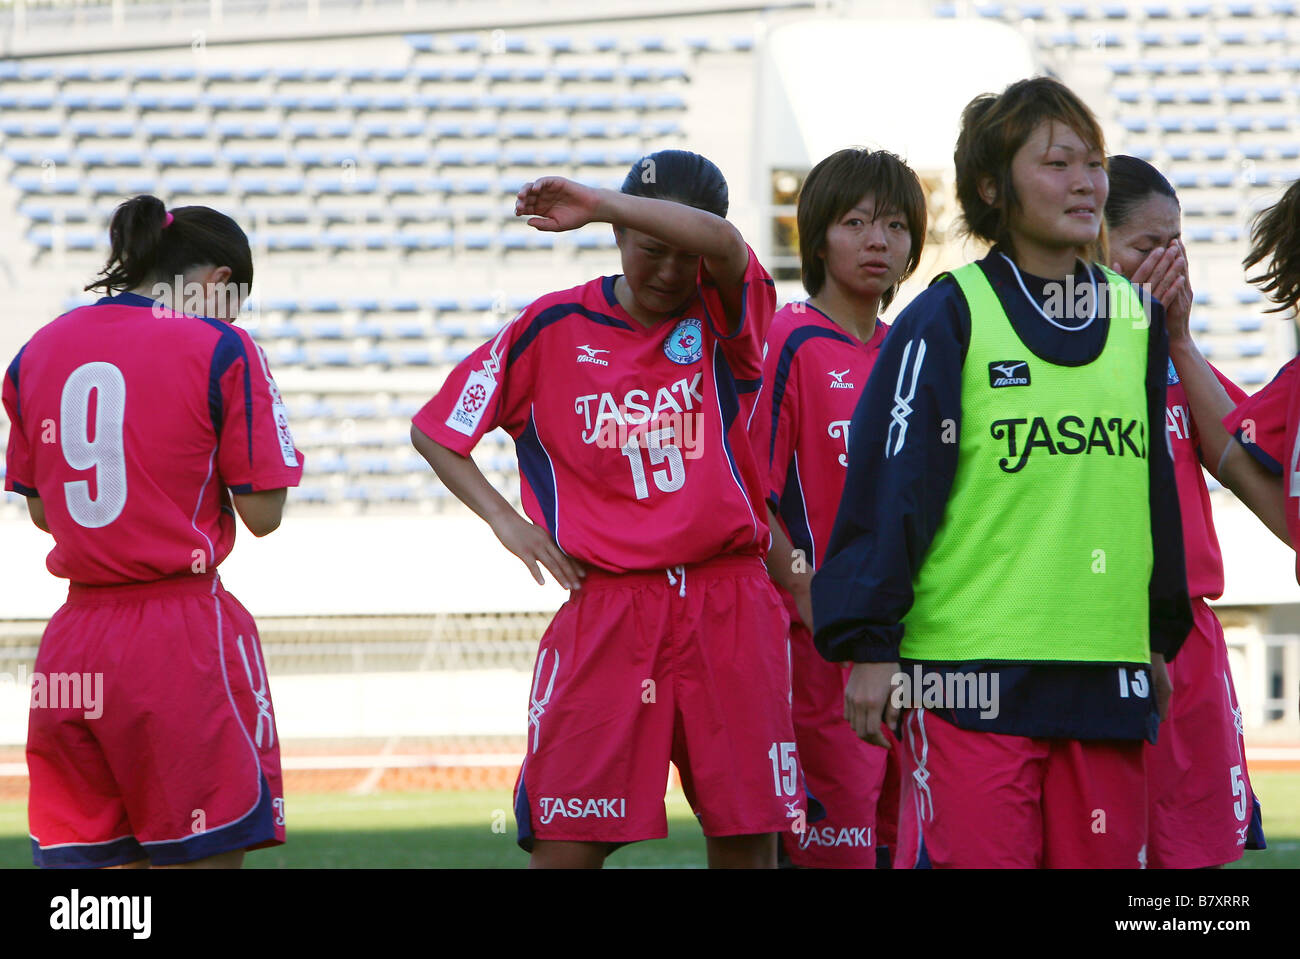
[768,741,797,797]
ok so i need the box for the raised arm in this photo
[516,177,751,328]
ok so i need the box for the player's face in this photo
[1108,195,1182,280]
[615,226,702,318]
[819,193,912,305]
[1005,120,1108,263]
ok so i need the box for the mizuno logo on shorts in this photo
[537,797,626,824]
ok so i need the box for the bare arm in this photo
[231,488,286,537]
[765,507,812,629]
[516,177,750,329]
[1129,242,1239,479]
[25,495,49,533]
[411,426,585,589]
[1217,439,1292,546]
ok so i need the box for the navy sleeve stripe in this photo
[1236,430,1284,475]
[515,408,558,537]
[11,481,38,497]
[199,317,255,467]
[768,325,856,466]
[6,344,26,422]
[507,303,634,367]
[735,376,761,394]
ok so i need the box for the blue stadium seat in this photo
[1116,90,1141,105]
[546,35,573,53]
[1238,342,1266,358]
[730,36,754,51]
[402,348,433,367]
[684,37,711,51]
[1237,289,1263,304]
[276,345,308,367]
[451,34,479,52]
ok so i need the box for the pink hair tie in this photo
[162,211,174,229]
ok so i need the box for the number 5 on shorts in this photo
[768,741,797,797]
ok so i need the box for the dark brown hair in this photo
[85,194,254,295]
[1244,179,1300,315]
[797,148,927,310]
[954,76,1108,263]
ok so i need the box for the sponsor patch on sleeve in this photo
[269,386,299,467]
[446,369,497,436]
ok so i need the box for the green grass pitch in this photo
[1,772,1296,868]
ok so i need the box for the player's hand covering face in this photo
[516,177,603,232]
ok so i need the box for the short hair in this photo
[954,76,1108,263]
[796,148,927,310]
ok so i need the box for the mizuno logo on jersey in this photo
[574,372,704,446]
[988,360,1030,388]
[576,344,610,366]
[828,369,855,389]
[537,797,626,825]
[992,415,1147,474]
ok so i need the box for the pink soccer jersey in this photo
[3,292,304,585]
[751,303,888,582]
[412,245,777,573]
[1166,359,1246,599]
[1223,357,1300,582]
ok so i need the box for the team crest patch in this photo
[663,316,703,365]
[1167,357,1180,385]
[446,369,497,436]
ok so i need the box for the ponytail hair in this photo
[1244,180,1300,315]
[620,149,729,219]
[85,194,254,296]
